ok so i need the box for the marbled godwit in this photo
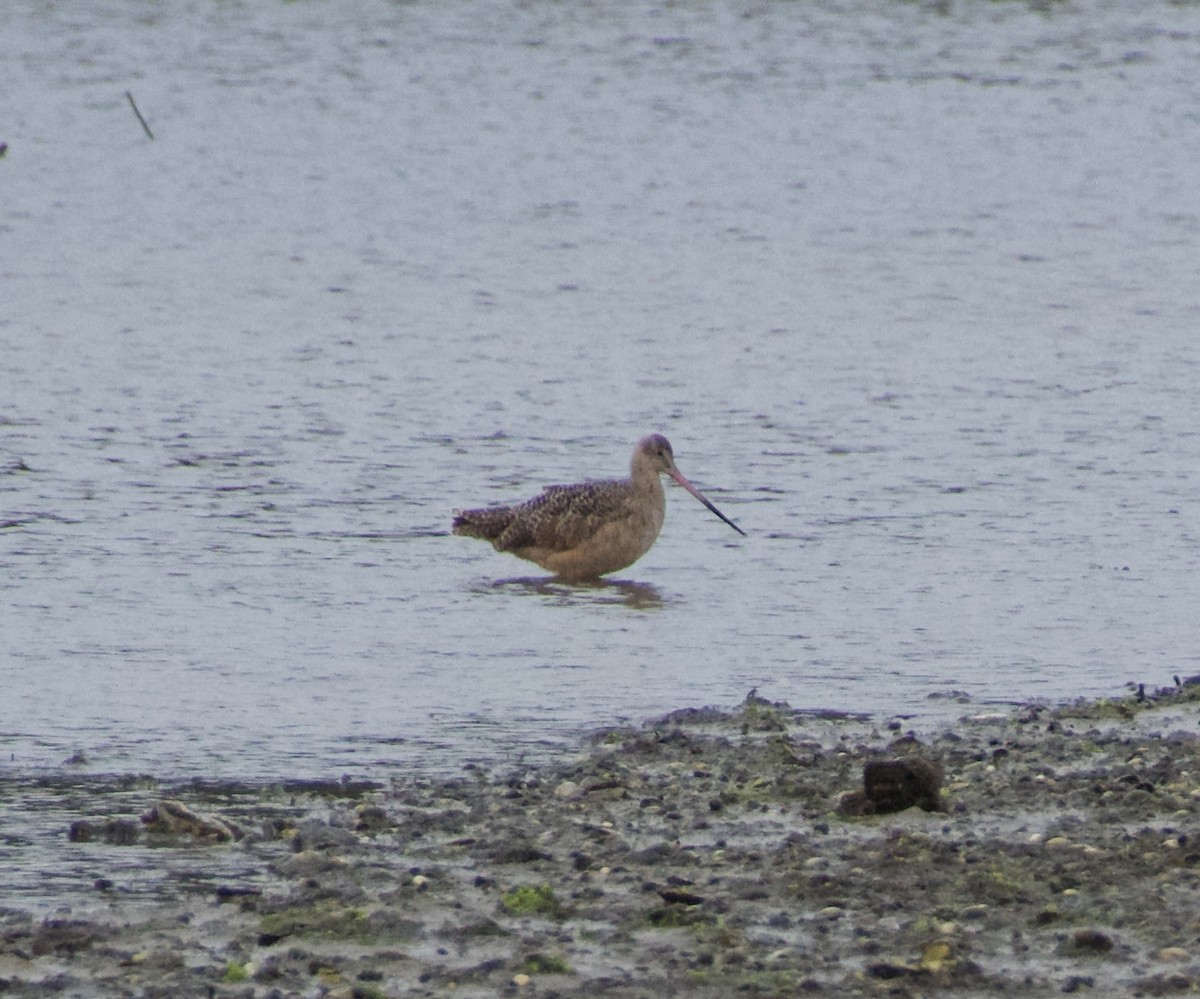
[452,434,744,581]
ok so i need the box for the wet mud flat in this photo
[4,687,1200,998]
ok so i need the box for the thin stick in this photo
[125,90,155,141]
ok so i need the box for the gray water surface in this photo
[4,0,1200,780]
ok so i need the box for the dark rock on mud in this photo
[837,756,945,815]
[6,682,1200,997]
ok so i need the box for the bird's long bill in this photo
[668,468,746,536]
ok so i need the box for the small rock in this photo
[215,885,262,902]
[866,961,913,980]
[554,780,582,800]
[68,820,93,843]
[512,972,531,987]
[1157,947,1190,962]
[657,887,704,906]
[860,757,945,814]
[1065,929,1114,954]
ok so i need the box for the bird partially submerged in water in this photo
[452,434,744,581]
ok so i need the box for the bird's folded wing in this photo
[495,481,632,551]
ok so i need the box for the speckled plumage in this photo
[452,434,743,581]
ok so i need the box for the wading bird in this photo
[452,434,744,581]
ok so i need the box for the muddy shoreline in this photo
[4,686,1200,997]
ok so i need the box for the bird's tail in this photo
[451,506,514,541]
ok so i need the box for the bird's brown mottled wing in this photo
[494,480,633,552]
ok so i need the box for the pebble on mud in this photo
[1157,947,1190,962]
[554,780,583,800]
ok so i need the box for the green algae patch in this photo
[258,900,421,945]
[454,917,511,938]
[500,883,566,918]
[259,901,367,943]
[1057,697,1139,721]
[736,698,792,734]
[221,960,249,983]
[518,952,573,974]
[645,904,711,929]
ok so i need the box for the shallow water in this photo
[4,0,1200,780]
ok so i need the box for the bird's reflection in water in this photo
[487,576,665,610]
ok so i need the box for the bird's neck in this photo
[629,466,665,495]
